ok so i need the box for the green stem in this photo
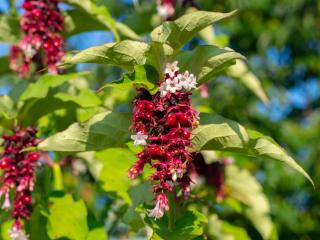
[53,163,63,191]
[168,192,175,232]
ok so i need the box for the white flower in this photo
[148,200,165,219]
[2,192,11,210]
[165,77,179,93]
[131,132,148,146]
[159,84,169,97]
[164,61,179,78]
[179,71,197,91]
[9,227,29,240]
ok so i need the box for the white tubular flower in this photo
[164,61,179,78]
[2,192,11,210]
[131,132,148,146]
[159,84,169,98]
[147,192,169,219]
[9,227,29,240]
[180,71,197,91]
[165,77,179,93]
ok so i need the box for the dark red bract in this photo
[129,62,198,218]
[9,0,64,77]
[0,127,40,233]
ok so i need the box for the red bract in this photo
[129,61,198,219]
[9,0,64,78]
[0,127,40,238]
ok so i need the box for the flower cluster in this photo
[156,0,175,20]
[0,127,40,239]
[129,61,198,219]
[9,0,64,77]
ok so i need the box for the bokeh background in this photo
[0,0,319,239]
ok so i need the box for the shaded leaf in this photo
[54,89,102,108]
[101,65,158,94]
[47,194,88,240]
[226,165,272,239]
[228,60,269,104]
[38,111,131,152]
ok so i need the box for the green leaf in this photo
[122,181,153,230]
[101,65,158,94]
[20,72,89,101]
[192,114,313,185]
[177,45,245,84]
[0,15,20,43]
[38,111,131,152]
[96,148,136,204]
[0,95,16,119]
[226,165,272,239]
[86,228,108,240]
[28,205,50,240]
[227,60,269,104]
[67,0,120,41]
[54,89,102,108]
[147,42,174,74]
[149,209,207,240]
[191,114,249,152]
[0,57,10,75]
[248,130,314,187]
[151,10,237,51]
[63,40,149,71]
[47,194,88,240]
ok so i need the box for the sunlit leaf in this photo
[178,45,245,84]
[96,148,136,204]
[47,194,88,240]
[38,111,131,152]
[63,40,149,71]
[151,10,237,51]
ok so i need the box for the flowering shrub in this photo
[0,1,313,239]
[9,0,64,77]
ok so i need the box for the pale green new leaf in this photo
[63,40,149,71]
[0,15,20,43]
[96,148,136,204]
[38,111,131,152]
[20,72,89,101]
[226,165,272,239]
[47,194,88,240]
[101,65,158,94]
[151,10,237,51]
[178,45,246,84]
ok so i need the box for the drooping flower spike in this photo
[156,0,176,20]
[9,0,64,77]
[129,61,198,219]
[0,127,40,239]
